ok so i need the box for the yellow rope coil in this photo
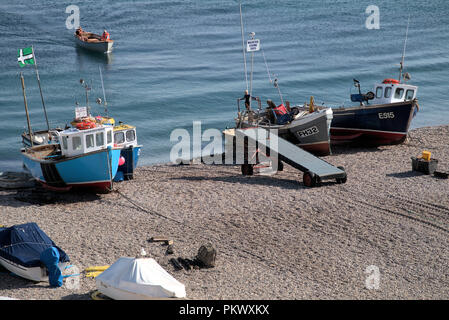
[91,290,110,300]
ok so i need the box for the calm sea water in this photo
[1,0,448,171]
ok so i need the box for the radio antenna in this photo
[399,14,411,83]
[99,65,108,116]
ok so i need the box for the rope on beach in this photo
[114,189,183,224]
[91,290,110,300]
[113,189,290,271]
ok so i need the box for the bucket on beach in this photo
[411,156,438,175]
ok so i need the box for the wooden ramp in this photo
[234,127,347,187]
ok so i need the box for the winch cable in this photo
[261,47,284,105]
[114,189,182,225]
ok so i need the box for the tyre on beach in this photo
[303,170,320,187]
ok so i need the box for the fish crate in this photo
[411,156,438,175]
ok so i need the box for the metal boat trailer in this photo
[234,127,347,187]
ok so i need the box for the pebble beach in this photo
[0,125,448,300]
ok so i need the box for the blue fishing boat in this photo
[330,17,419,146]
[330,78,418,145]
[21,119,142,183]
[22,123,121,192]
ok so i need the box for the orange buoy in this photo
[76,121,96,130]
[382,78,400,84]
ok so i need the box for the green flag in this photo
[17,47,35,67]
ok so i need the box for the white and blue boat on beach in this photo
[21,118,142,185]
[22,122,121,192]
[19,67,140,192]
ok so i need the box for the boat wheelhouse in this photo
[371,79,417,105]
[58,124,114,157]
[113,123,138,148]
[113,123,142,181]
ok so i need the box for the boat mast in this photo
[99,65,108,116]
[80,79,91,115]
[31,46,50,132]
[239,3,248,92]
[398,14,411,83]
[20,72,34,147]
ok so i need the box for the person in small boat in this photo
[239,90,258,111]
[75,26,87,41]
[101,29,110,41]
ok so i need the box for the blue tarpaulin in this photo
[40,247,63,287]
[0,223,69,269]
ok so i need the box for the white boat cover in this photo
[96,257,186,299]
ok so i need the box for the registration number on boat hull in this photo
[296,126,319,138]
[378,112,395,119]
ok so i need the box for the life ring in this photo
[382,78,400,84]
[76,121,96,130]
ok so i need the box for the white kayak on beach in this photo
[96,257,186,300]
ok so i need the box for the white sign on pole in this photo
[75,106,88,119]
[246,39,260,52]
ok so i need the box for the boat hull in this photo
[240,109,332,156]
[22,147,121,192]
[74,35,114,53]
[0,255,68,282]
[97,280,181,300]
[330,100,417,145]
[116,145,142,181]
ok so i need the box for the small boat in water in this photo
[74,27,114,53]
[0,223,69,282]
